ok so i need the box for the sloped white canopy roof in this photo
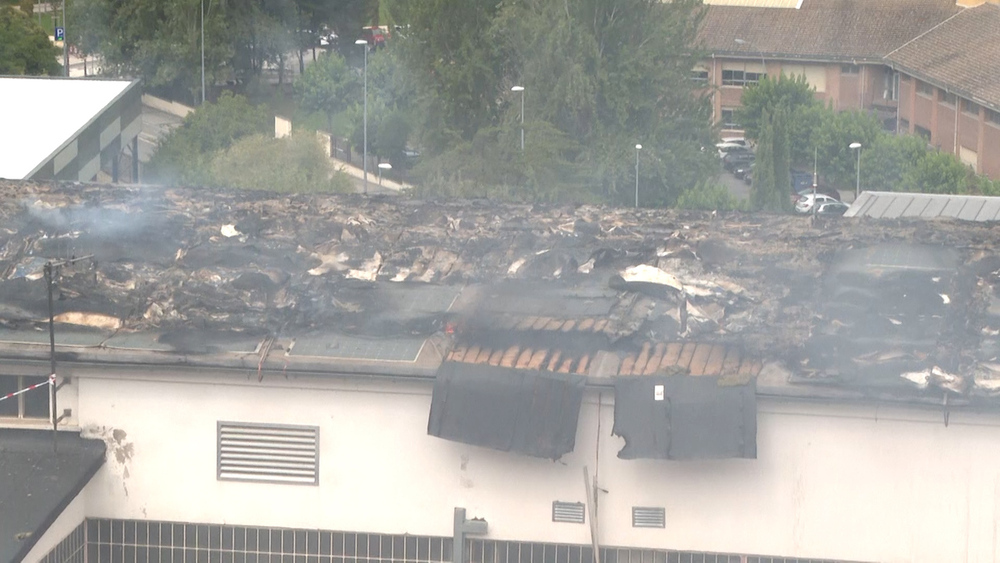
[0,77,133,179]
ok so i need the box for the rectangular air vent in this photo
[552,501,586,524]
[631,507,665,528]
[217,422,319,485]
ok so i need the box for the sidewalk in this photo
[330,157,412,193]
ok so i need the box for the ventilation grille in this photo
[552,501,586,524]
[217,422,319,485]
[631,507,665,528]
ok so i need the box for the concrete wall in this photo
[57,366,1000,563]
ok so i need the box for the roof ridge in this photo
[884,6,967,59]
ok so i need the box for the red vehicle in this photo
[361,26,388,49]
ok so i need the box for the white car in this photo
[795,193,839,214]
[716,138,751,158]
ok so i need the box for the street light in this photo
[634,144,642,208]
[734,38,766,78]
[201,0,205,104]
[356,39,369,194]
[849,142,862,199]
[378,162,391,187]
[511,86,525,151]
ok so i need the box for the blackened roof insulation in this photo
[2,181,1000,408]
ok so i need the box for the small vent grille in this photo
[631,507,665,528]
[217,422,319,485]
[552,501,586,524]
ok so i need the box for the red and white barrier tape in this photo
[0,374,55,403]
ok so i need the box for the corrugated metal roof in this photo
[846,192,1000,221]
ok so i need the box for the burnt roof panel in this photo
[427,362,585,459]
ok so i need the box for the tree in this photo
[210,133,352,193]
[859,133,929,193]
[392,0,716,206]
[810,109,882,189]
[736,73,821,166]
[901,151,971,194]
[750,109,791,212]
[0,6,62,75]
[147,92,269,185]
[296,51,358,133]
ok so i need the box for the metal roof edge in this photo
[706,52,886,64]
[24,79,142,179]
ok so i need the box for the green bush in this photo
[209,133,351,193]
[676,182,747,212]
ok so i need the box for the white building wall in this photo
[68,369,1000,563]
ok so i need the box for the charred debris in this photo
[2,181,1000,457]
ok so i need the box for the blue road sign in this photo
[55,27,65,41]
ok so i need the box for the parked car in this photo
[733,163,753,180]
[723,151,755,172]
[815,202,850,216]
[795,193,840,214]
[361,26,388,49]
[717,143,751,160]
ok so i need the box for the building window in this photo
[722,69,764,87]
[217,421,320,485]
[883,72,899,101]
[0,375,50,420]
[940,91,957,106]
[899,118,910,131]
[916,81,934,97]
[841,64,860,75]
[987,108,1000,127]
[962,98,981,117]
[720,108,740,129]
[690,69,709,82]
[915,125,931,141]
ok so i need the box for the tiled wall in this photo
[42,518,856,563]
[39,521,86,563]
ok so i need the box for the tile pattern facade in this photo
[39,521,86,563]
[42,519,859,563]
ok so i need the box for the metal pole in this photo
[45,263,57,452]
[61,0,67,76]
[519,89,524,152]
[201,0,205,105]
[634,146,640,208]
[856,147,862,199]
[363,45,368,194]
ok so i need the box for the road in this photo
[719,166,857,204]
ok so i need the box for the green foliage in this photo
[147,92,269,185]
[901,151,971,194]
[676,182,747,211]
[736,73,818,142]
[296,51,357,132]
[750,109,792,212]
[210,133,351,193]
[0,6,61,75]
[859,134,929,193]
[393,0,716,206]
[810,109,882,188]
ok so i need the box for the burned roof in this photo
[697,0,959,62]
[885,4,1000,110]
[3,180,1000,407]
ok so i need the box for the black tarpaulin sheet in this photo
[612,375,757,460]
[427,362,586,459]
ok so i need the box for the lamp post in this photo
[634,144,642,208]
[201,0,205,104]
[511,86,525,151]
[734,38,766,78]
[378,162,391,187]
[849,142,862,199]
[355,39,369,194]
[61,0,67,76]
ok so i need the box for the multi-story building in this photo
[696,0,1000,180]
[6,183,1000,562]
